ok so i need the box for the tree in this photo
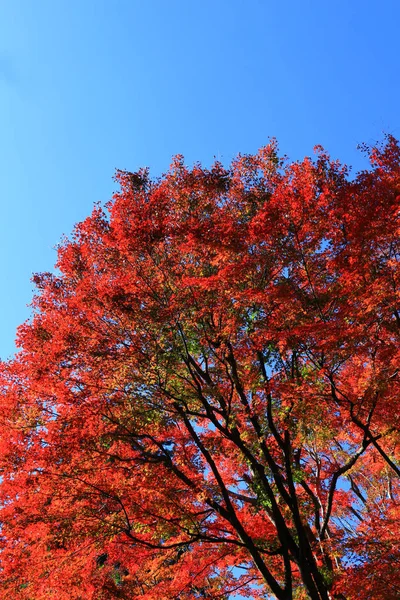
[0,136,399,600]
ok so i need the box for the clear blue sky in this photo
[0,0,399,360]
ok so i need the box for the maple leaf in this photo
[0,137,399,599]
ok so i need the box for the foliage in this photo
[0,137,399,599]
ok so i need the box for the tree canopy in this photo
[0,137,399,599]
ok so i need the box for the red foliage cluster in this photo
[0,137,399,599]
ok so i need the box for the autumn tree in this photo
[0,136,399,599]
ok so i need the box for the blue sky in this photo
[0,0,399,359]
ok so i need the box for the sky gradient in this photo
[1,0,399,359]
